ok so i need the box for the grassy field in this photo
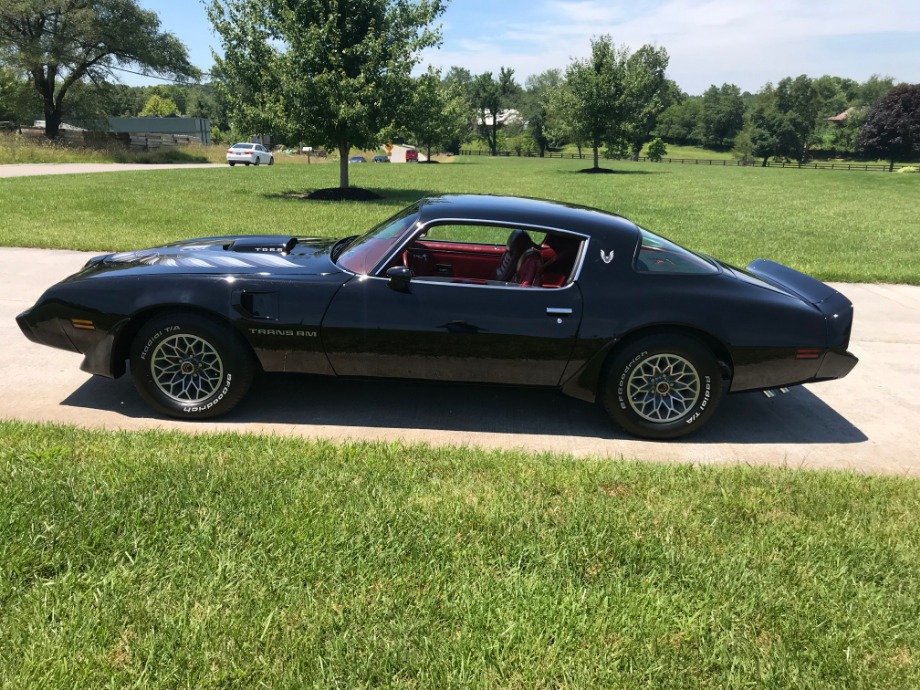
[1,421,918,689]
[0,134,219,165]
[0,155,917,283]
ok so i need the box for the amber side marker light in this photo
[71,319,95,330]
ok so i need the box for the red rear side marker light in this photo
[796,348,823,359]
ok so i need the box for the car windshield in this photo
[336,205,420,274]
[635,228,719,274]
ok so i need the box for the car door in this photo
[321,224,587,386]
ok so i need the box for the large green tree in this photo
[621,45,669,160]
[0,0,198,138]
[521,69,563,157]
[560,35,627,170]
[655,96,703,145]
[405,66,471,159]
[470,68,518,156]
[858,83,920,171]
[700,83,745,147]
[208,0,445,189]
[750,76,819,164]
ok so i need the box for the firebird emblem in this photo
[600,249,615,264]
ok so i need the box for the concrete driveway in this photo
[0,163,221,178]
[3,247,919,474]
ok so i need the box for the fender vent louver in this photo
[226,236,297,254]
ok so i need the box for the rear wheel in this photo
[254,156,261,166]
[600,334,722,439]
[229,162,236,167]
[130,313,255,419]
[268,156,274,166]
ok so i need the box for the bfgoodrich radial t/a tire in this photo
[130,313,255,419]
[601,334,722,440]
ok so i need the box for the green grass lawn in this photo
[1,155,917,283]
[1,421,918,689]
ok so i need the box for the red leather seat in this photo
[496,230,536,282]
[514,248,544,287]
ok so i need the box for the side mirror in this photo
[386,265,411,292]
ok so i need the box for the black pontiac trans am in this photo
[17,195,857,439]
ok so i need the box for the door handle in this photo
[546,307,573,316]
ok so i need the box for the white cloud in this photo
[422,0,920,93]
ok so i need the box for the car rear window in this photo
[635,228,719,274]
[232,144,254,149]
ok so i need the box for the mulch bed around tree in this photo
[303,187,383,201]
[577,167,616,174]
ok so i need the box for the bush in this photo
[647,137,667,161]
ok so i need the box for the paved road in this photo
[3,247,919,474]
[0,163,221,178]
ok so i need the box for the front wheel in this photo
[600,334,722,440]
[130,313,255,419]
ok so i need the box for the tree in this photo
[0,0,198,139]
[406,67,471,160]
[656,97,703,145]
[858,75,895,107]
[647,137,667,161]
[858,83,920,171]
[139,94,179,116]
[749,76,819,164]
[470,68,518,155]
[621,44,669,160]
[208,0,445,190]
[700,83,745,147]
[561,35,627,170]
[521,69,563,156]
[0,67,36,128]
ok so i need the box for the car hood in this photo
[72,235,344,279]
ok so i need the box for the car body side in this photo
[17,196,855,405]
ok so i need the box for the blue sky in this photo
[138,0,920,95]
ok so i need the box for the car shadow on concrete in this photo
[62,373,866,445]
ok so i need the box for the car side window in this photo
[404,223,582,289]
[420,224,538,246]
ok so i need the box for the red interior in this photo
[408,240,504,280]
[399,235,581,288]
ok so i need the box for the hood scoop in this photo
[226,236,297,254]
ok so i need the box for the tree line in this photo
[1,0,917,185]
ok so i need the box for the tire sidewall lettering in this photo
[139,325,182,362]
[617,350,648,410]
[182,373,233,414]
[685,376,711,425]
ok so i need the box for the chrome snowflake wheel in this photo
[626,353,701,423]
[602,334,722,440]
[149,333,224,404]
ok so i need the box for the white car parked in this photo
[226,143,274,166]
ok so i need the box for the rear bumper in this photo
[814,348,859,381]
[729,346,858,392]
